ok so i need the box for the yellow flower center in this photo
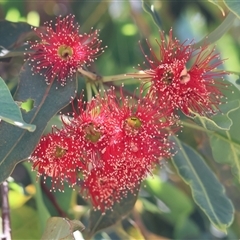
[126,116,142,129]
[57,45,73,60]
[124,116,142,136]
[55,145,66,158]
[162,70,174,85]
[84,123,101,143]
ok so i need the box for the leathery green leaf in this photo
[224,1,240,19]
[87,187,139,238]
[41,217,85,240]
[172,137,234,233]
[194,12,236,48]
[192,100,240,131]
[0,62,76,183]
[209,107,240,181]
[141,0,162,29]
[144,175,194,220]
[0,77,35,131]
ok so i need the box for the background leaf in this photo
[0,77,35,131]
[209,108,240,181]
[87,187,139,237]
[141,0,162,29]
[208,0,225,15]
[0,20,33,61]
[193,12,236,48]
[0,63,76,184]
[144,175,194,221]
[24,162,51,232]
[0,20,32,49]
[11,205,41,239]
[172,137,234,233]
[224,1,240,19]
[41,217,85,240]
[192,100,240,131]
[144,175,198,238]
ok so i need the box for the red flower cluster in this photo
[141,29,226,117]
[31,89,174,211]
[28,15,103,85]
[30,15,227,212]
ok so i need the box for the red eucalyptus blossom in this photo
[28,14,103,85]
[31,132,86,191]
[82,165,126,211]
[100,89,175,191]
[62,96,111,169]
[141,29,227,116]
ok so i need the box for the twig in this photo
[1,181,11,240]
[78,68,150,83]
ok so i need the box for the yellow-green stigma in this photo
[57,45,73,60]
[126,116,142,129]
[84,123,101,143]
[55,145,66,158]
[162,70,173,85]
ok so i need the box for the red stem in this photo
[40,180,68,218]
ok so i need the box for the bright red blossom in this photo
[100,89,175,191]
[31,90,175,211]
[82,166,127,212]
[62,96,111,169]
[28,14,103,85]
[142,29,226,116]
[31,132,86,191]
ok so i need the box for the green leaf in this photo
[11,205,41,239]
[194,12,236,48]
[0,21,33,61]
[0,77,36,131]
[24,162,51,232]
[172,137,234,233]
[0,62,76,183]
[0,50,29,60]
[9,189,32,209]
[144,176,198,238]
[208,0,225,15]
[0,20,32,50]
[144,175,194,220]
[141,0,162,29]
[41,217,85,240]
[224,1,240,19]
[87,187,139,237]
[209,108,240,181]
[192,100,240,131]
[139,198,163,214]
